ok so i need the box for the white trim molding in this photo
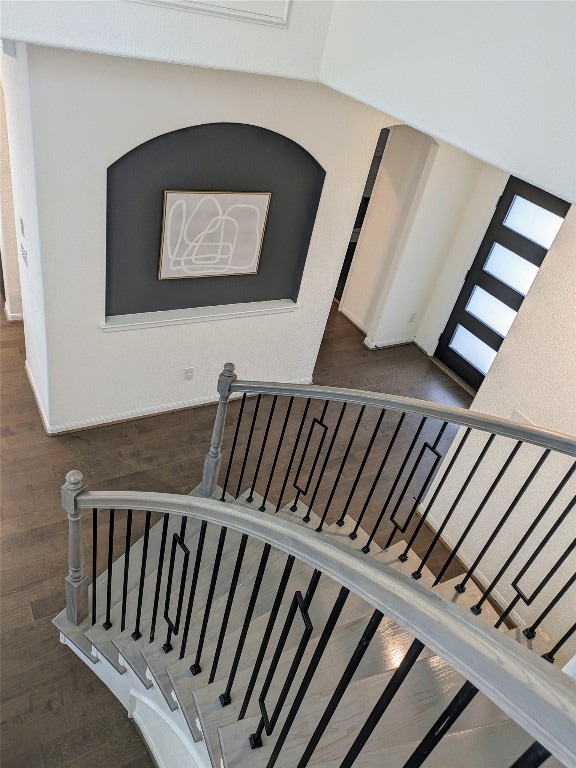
[3,304,23,322]
[101,299,298,333]
[130,0,291,27]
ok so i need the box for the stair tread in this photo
[432,576,503,627]
[218,655,510,767]
[307,721,562,768]
[194,612,434,767]
[324,514,382,555]
[141,539,300,711]
[371,541,435,586]
[168,575,374,747]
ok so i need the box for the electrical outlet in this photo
[184,368,194,381]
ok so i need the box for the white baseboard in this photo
[364,337,413,350]
[337,305,368,335]
[3,304,23,322]
[25,370,313,435]
[24,360,52,433]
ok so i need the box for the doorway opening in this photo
[435,177,570,391]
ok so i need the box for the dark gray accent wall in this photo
[106,123,325,316]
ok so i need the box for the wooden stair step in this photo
[307,721,564,768]
[168,575,374,747]
[141,538,299,710]
[218,655,510,767]
[85,515,207,672]
[432,576,503,627]
[112,521,246,686]
[371,541,435,586]
[324,515,382,556]
[53,513,181,666]
[194,612,435,767]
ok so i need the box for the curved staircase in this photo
[54,366,576,768]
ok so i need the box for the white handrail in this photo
[231,379,576,457]
[75,490,576,766]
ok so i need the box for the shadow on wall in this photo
[106,123,325,316]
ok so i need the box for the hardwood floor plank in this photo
[0,305,470,768]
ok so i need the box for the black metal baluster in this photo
[276,399,311,512]
[238,555,296,719]
[296,609,383,767]
[523,564,576,639]
[542,621,576,663]
[350,412,407,539]
[149,513,170,643]
[291,402,329,515]
[179,520,207,659]
[457,450,550,597]
[340,639,426,768]
[120,510,133,632]
[401,681,479,768]
[360,415,426,552]
[91,508,97,626]
[235,395,262,499]
[221,393,246,501]
[336,409,386,527]
[247,396,278,503]
[316,406,366,532]
[413,432,495,579]
[220,543,272,706]
[507,742,551,768]
[249,568,322,736]
[132,510,151,640]
[432,440,522,586]
[190,525,228,675]
[470,465,575,612]
[254,587,350,766]
[384,421,448,551]
[103,509,115,630]
[401,428,471,560]
[162,517,191,653]
[303,401,347,524]
[250,590,316,748]
[260,398,294,512]
[208,533,248,683]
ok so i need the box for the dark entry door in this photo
[435,176,570,391]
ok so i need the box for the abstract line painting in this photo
[159,191,271,279]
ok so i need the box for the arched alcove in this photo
[106,123,325,316]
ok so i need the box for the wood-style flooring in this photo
[0,302,470,768]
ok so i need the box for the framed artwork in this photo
[159,191,271,280]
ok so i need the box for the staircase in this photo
[54,365,576,768]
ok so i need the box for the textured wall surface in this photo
[0,81,22,319]
[25,45,384,430]
[107,123,324,315]
[321,1,576,202]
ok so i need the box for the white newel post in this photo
[199,363,237,498]
[61,470,89,625]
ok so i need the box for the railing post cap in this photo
[217,362,237,398]
[65,470,84,490]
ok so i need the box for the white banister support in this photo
[199,363,237,497]
[61,470,89,625]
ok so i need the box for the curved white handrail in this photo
[231,380,576,457]
[75,490,576,766]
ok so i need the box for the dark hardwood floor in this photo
[0,302,470,768]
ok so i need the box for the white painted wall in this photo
[340,126,509,355]
[321,0,576,203]
[0,43,49,409]
[366,142,490,349]
[0,0,331,82]
[415,164,509,354]
[0,80,22,320]
[423,208,576,648]
[340,125,435,334]
[23,45,385,431]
